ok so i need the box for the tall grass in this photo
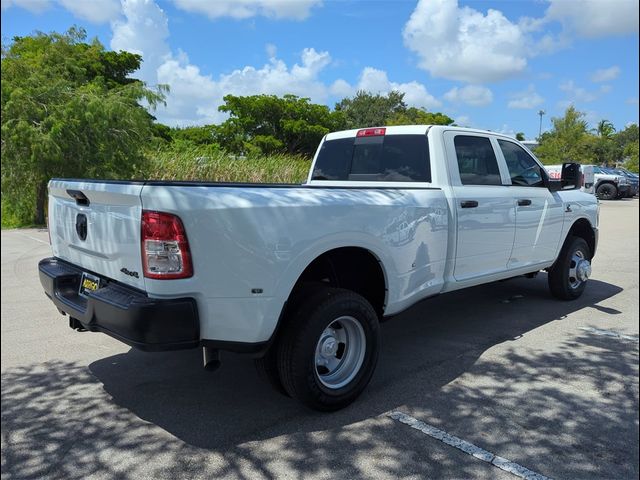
[141,145,311,184]
[1,144,311,228]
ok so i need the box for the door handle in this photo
[517,199,532,206]
[460,200,479,208]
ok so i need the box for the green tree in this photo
[1,28,166,226]
[614,123,639,150]
[387,107,454,126]
[335,90,406,128]
[216,94,344,156]
[535,106,595,165]
[588,119,621,165]
[615,124,639,172]
[170,125,218,145]
[515,132,525,141]
[623,141,639,172]
[594,119,616,138]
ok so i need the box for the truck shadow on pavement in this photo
[2,275,638,479]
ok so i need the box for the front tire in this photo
[548,236,591,300]
[596,182,617,200]
[277,287,380,411]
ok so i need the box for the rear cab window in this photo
[311,132,430,183]
[453,135,502,186]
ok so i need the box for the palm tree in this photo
[595,119,616,139]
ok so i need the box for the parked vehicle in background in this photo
[590,166,630,200]
[606,167,638,197]
[39,125,598,411]
[616,167,639,180]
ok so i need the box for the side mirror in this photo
[548,162,582,191]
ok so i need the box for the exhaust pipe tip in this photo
[69,317,88,332]
[203,346,221,372]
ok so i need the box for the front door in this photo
[495,139,564,268]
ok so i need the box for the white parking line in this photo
[388,411,551,480]
[579,327,639,342]
[19,234,49,245]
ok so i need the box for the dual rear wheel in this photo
[255,286,380,411]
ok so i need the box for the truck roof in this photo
[324,125,524,141]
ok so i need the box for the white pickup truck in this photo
[39,125,599,411]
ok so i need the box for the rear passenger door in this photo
[496,139,564,267]
[444,132,516,281]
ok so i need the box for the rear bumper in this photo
[38,257,199,351]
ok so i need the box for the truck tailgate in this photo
[48,180,145,290]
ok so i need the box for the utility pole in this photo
[538,110,546,140]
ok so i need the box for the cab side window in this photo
[453,135,502,186]
[498,140,545,187]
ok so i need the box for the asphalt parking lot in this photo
[2,199,638,480]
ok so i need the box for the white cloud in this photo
[559,80,597,103]
[171,0,322,20]
[3,0,443,124]
[106,1,444,125]
[59,0,121,23]
[331,68,442,110]
[357,67,441,109]
[2,0,120,21]
[265,43,277,58]
[154,48,336,125]
[626,97,639,106]
[110,0,170,82]
[545,0,639,38]
[154,58,444,125]
[508,84,544,109]
[402,0,637,84]
[590,66,621,83]
[329,79,353,98]
[444,85,493,107]
[1,0,49,12]
[403,0,529,83]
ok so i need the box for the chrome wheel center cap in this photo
[321,337,338,357]
[576,259,591,282]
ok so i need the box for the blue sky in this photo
[2,0,638,139]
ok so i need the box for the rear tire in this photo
[596,182,617,200]
[254,282,326,397]
[277,286,380,411]
[548,236,591,300]
[255,349,289,397]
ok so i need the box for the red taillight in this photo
[141,210,193,279]
[356,127,386,137]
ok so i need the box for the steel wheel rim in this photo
[568,249,590,289]
[314,316,366,390]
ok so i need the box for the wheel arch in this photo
[288,246,388,316]
[566,217,597,259]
